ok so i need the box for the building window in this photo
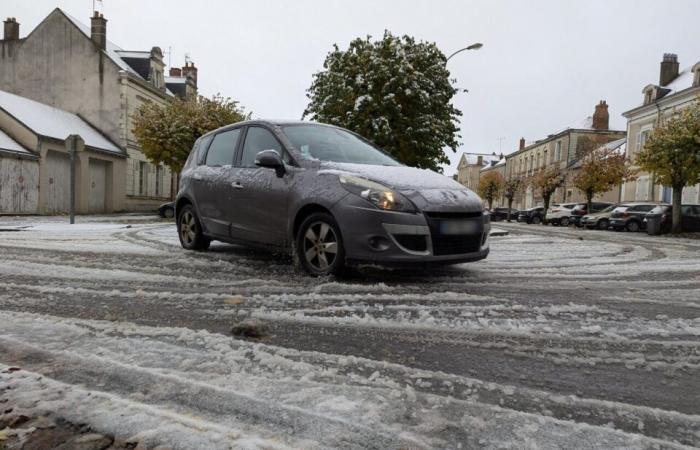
[139,161,147,196]
[555,141,562,162]
[155,165,163,197]
[636,129,651,154]
[543,150,548,166]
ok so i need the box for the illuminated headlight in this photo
[339,175,415,213]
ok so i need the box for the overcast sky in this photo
[6,0,700,174]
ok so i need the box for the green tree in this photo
[503,177,523,222]
[132,94,249,176]
[638,101,700,234]
[303,31,462,172]
[531,167,565,224]
[572,144,636,213]
[477,171,504,210]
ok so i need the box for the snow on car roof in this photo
[0,90,122,154]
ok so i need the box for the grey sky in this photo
[5,0,700,174]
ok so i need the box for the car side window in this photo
[239,127,285,168]
[205,129,241,167]
[197,134,214,165]
[636,205,655,212]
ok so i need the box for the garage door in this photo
[0,155,39,214]
[45,150,71,214]
[89,158,107,213]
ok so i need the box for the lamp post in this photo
[445,43,483,63]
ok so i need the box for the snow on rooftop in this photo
[0,90,122,154]
[0,129,32,156]
[165,76,187,84]
[462,153,501,166]
[115,50,151,59]
[664,66,696,95]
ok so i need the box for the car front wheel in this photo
[626,220,640,232]
[532,216,542,225]
[297,213,345,276]
[560,217,570,226]
[597,219,609,230]
[177,205,210,251]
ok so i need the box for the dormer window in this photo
[643,85,655,105]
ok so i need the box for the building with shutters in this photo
[0,9,200,212]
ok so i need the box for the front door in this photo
[229,126,291,246]
[191,128,242,238]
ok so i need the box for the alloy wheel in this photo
[180,211,197,245]
[303,221,339,271]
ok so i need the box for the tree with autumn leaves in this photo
[502,178,523,222]
[477,171,504,210]
[572,143,636,214]
[637,101,700,234]
[531,167,565,223]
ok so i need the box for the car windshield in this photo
[649,205,670,214]
[282,124,401,166]
[599,204,617,213]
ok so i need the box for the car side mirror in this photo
[255,149,285,177]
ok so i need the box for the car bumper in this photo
[332,197,490,265]
[609,218,626,228]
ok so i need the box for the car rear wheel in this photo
[597,219,609,230]
[532,216,542,224]
[560,217,570,226]
[626,220,640,232]
[164,207,175,219]
[177,205,210,251]
[297,213,345,276]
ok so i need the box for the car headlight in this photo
[339,175,415,212]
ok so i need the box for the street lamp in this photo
[445,43,483,63]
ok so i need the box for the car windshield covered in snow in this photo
[282,124,400,166]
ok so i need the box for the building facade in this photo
[456,153,502,191]
[504,102,626,209]
[0,9,198,211]
[621,53,700,204]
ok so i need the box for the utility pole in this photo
[65,135,85,225]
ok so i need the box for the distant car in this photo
[158,202,175,219]
[609,203,666,232]
[570,202,613,227]
[517,207,545,224]
[490,207,519,221]
[643,204,700,234]
[546,203,579,226]
[580,204,619,230]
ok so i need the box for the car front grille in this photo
[424,211,483,220]
[394,234,428,252]
[423,211,484,256]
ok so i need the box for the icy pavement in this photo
[1,219,699,449]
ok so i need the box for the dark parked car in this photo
[175,120,490,275]
[490,207,519,222]
[644,204,700,234]
[570,202,613,227]
[609,203,666,232]
[517,207,545,224]
[158,202,175,218]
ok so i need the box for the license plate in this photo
[439,220,479,235]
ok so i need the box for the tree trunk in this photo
[587,190,594,215]
[506,198,513,222]
[672,184,683,234]
[542,195,551,225]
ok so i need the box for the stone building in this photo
[504,102,626,209]
[456,153,502,191]
[478,157,507,207]
[0,9,199,211]
[620,53,700,204]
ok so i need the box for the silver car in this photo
[175,120,489,275]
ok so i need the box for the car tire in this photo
[177,204,211,251]
[164,207,175,219]
[597,219,609,230]
[532,216,542,225]
[626,220,640,232]
[296,212,346,276]
[560,217,570,227]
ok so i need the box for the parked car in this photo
[517,207,545,224]
[580,204,619,230]
[546,203,578,226]
[609,203,666,232]
[175,120,490,275]
[158,202,175,218]
[490,207,519,222]
[643,204,700,234]
[570,202,613,227]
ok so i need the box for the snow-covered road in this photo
[1,218,699,449]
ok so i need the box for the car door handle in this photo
[231,181,244,189]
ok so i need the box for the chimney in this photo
[181,62,198,87]
[3,17,19,40]
[90,12,107,50]
[659,53,679,86]
[519,137,525,150]
[169,67,182,77]
[592,100,609,130]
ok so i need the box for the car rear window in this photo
[632,205,656,212]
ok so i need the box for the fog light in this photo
[368,236,391,251]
